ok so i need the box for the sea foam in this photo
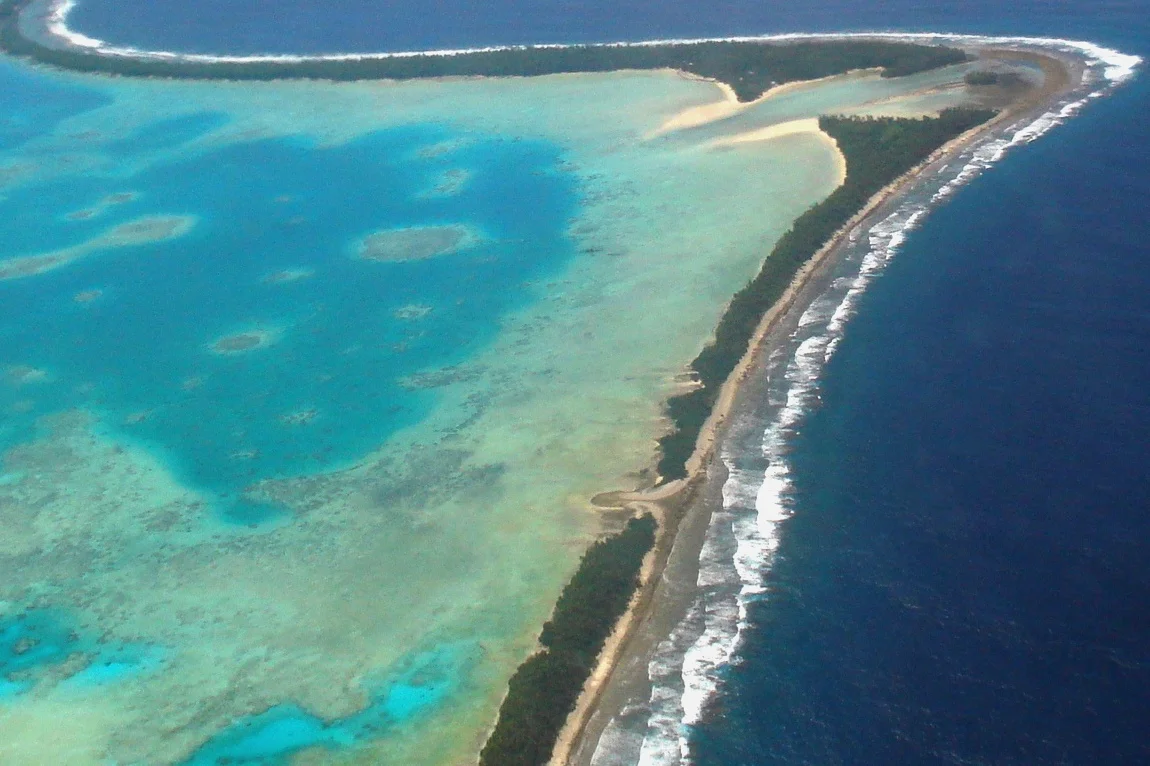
[616,36,1141,766]
[26,0,1147,84]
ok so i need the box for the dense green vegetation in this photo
[0,0,966,100]
[479,514,657,766]
[657,108,998,480]
[964,70,1001,85]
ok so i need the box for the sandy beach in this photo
[650,68,885,138]
[554,42,1089,766]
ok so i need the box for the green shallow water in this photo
[0,57,974,764]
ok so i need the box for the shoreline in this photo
[0,0,1138,87]
[552,111,1005,766]
[10,0,1143,75]
[0,6,1141,765]
[554,42,1112,766]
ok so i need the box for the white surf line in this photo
[30,0,1142,81]
[619,34,1142,766]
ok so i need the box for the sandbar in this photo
[709,117,848,185]
[651,67,884,137]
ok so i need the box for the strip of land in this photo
[1,0,967,101]
[558,44,1088,766]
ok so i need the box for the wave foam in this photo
[619,35,1140,766]
[25,0,1144,84]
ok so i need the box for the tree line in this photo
[479,514,657,766]
[657,108,998,480]
[1,0,966,102]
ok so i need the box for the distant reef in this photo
[0,0,966,101]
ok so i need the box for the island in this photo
[0,1,1124,764]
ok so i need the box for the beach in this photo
[560,42,1102,766]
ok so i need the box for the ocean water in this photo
[688,21,1150,766]
[60,0,1144,55]
[623,6,1147,766]
[7,1,1148,765]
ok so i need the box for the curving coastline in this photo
[0,4,1141,765]
[565,39,1141,766]
[2,0,970,103]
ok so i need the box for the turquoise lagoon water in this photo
[0,56,590,763]
[0,49,975,764]
[0,57,586,763]
[0,62,577,519]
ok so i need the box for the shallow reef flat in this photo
[0,53,980,765]
[356,223,479,263]
[207,327,281,355]
[0,214,195,280]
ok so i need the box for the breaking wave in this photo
[600,37,1141,766]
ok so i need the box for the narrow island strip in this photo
[552,47,1105,766]
[2,0,965,96]
[0,4,1128,763]
[480,106,1000,766]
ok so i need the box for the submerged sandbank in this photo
[356,223,479,263]
[0,213,194,281]
[207,327,281,355]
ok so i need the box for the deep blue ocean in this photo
[52,0,1150,764]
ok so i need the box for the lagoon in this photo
[0,44,978,766]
